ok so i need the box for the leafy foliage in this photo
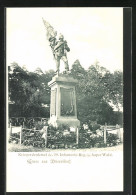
[70,60,123,125]
[8,60,123,125]
[107,133,119,146]
[9,62,54,117]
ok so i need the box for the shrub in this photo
[92,124,101,131]
[107,133,118,146]
[35,122,45,130]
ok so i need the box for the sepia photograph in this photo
[6,7,124,192]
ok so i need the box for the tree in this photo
[8,62,55,117]
[34,67,44,75]
[70,60,123,125]
[70,60,86,79]
[8,61,123,125]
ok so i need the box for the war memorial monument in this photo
[43,18,80,128]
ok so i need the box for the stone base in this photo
[48,117,80,128]
[48,74,80,129]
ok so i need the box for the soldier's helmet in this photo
[59,34,64,40]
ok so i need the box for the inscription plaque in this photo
[60,87,75,116]
[50,89,56,115]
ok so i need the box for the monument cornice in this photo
[48,75,78,87]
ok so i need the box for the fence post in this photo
[76,127,79,145]
[104,123,107,145]
[10,123,12,135]
[116,124,121,141]
[8,123,12,141]
[20,125,22,144]
[45,126,48,147]
[23,121,25,129]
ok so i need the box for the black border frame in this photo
[123,8,132,195]
[0,2,133,195]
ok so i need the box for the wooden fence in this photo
[8,123,22,144]
[8,123,48,145]
[8,123,79,147]
[8,122,122,147]
[8,117,48,128]
[102,124,123,144]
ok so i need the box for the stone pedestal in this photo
[48,74,80,128]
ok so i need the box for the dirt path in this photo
[8,143,123,152]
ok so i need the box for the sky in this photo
[6,8,123,73]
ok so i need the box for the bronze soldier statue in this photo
[42,19,70,75]
[53,34,70,74]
